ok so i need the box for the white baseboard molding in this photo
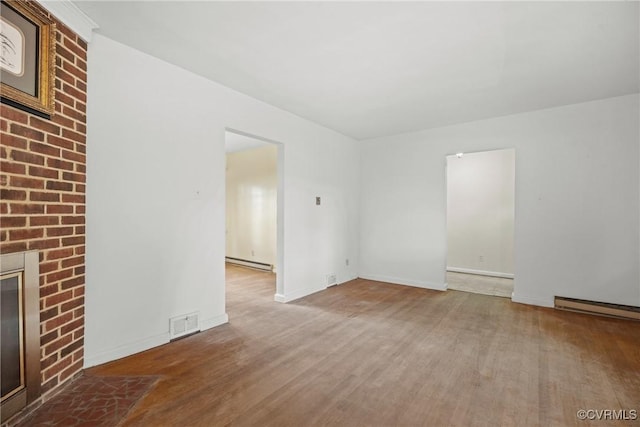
[84,313,229,368]
[200,313,229,331]
[274,284,326,303]
[359,274,447,292]
[84,331,169,368]
[273,275,359,303]
[340,275,359,284]
[225,257,273,272]
[447,267,514,279]
[511,292,554,308]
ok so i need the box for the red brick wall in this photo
[0,9,87,397]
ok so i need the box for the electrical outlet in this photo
[346,259,349,266]
[479,255,484,262]
[316,196,321,206]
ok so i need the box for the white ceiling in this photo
[74,1,639,140]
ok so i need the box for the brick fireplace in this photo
[0,1,88,418]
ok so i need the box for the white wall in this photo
[226,145,277,266]
[360,94,639,307]
[447,149,515,277]
[85,34,360,366]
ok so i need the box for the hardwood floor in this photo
[87,264,640,426]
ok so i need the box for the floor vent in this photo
[555,297,640,321]
[225,257,273,272]
[169,312,200,340]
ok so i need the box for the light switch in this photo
[316,196,321,205]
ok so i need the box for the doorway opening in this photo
[445,148,515,298]
[224,129,284,304]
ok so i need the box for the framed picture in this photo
[1,0,55,117]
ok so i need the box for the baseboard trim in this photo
[200,313,229,331]
[273,285,326,303]
[84,332,169,368]
[84,313,229,368]
[225,257,273,272]
[342,276,359,284]
[359,274,447,292]
[511,292,554,308]
[447,267,514,279]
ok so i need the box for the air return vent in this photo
[169,312,200,340]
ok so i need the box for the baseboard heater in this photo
[225,257,273,272]
[555,297,640,321]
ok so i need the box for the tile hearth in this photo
[8,374,158,427]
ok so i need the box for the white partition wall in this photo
[85,35,360,366]
[360,94,640,308]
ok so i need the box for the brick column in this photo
[1,9,88,397]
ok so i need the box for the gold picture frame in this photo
[1,0,55,117]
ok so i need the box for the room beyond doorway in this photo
[225,138,277,271]
[445,148,515,298]
[224,129,284,300]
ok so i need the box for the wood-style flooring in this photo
[87,264,640,426]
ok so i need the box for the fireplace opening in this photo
[1,272,25,400]
[0,251,40,422]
